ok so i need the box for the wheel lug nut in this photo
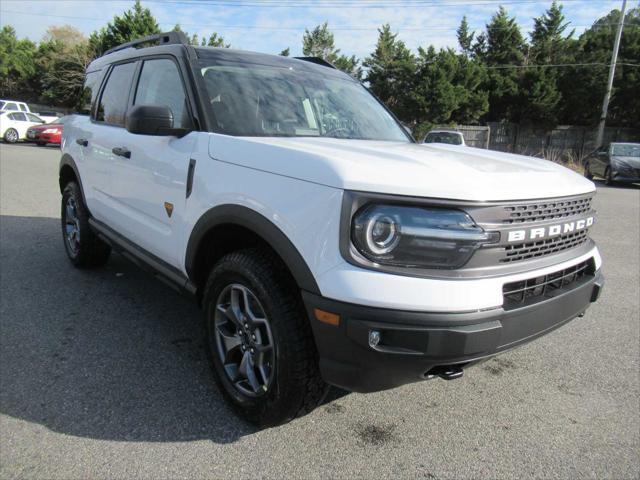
[250,348,255,354]
[251,334,256,341]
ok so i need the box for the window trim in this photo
[93,60,139,128]
[131,54,195,130]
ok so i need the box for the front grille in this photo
[502,196,592,224]
[502,259,594,308]
[501,230,589,263]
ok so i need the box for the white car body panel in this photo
[63,114,600,314]
[207,136,595,201]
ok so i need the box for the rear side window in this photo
[134,58,191,129]
[96,62,136,126]
[19,104,27,112]
[78,71,101,115]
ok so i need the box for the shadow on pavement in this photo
[0,214,257,443]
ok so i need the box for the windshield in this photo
[198,63,409,141]
[612,144,640,157]
[424,132,463,145]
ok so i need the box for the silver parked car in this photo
[584,142,640,185]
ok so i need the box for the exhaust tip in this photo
[424,365,464,381]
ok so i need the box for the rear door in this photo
[109,56,196,267]
[82,61,138,224]
[7,112,30,137]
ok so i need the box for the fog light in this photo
[368,330,382,348]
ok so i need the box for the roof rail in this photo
[103,31,189,56]
[294,56,336,69]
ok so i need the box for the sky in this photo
[0,0,634,58]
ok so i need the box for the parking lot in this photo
[0,142,638,479]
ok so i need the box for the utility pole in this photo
[596,0,627,148]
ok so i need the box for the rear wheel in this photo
[583,162,593,180]
[4,128,18,143]
[203,248,328,427]
[61,182,111,268]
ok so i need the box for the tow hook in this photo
[425,365,464,381]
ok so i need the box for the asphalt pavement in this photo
[0,142,638,479]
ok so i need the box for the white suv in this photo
[59,32,603,426]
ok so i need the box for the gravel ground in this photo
[1,142,638,480]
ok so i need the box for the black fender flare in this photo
[58,154,89,209]
[185,204,321,295]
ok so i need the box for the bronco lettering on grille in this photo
[507,216,594,243]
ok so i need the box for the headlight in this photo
[351,204,499,269]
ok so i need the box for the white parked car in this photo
[60,32,603,427]
[0,111,46,143]
[35,111,62,123]
[0,99,31,113]
[423,129,466,146]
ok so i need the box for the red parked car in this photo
[26,115,72,146]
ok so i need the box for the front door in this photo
[109,56,196,268]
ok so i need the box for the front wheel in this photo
[4,128,19,143]
[604,167,615,186]
[61,182,111,268]
[203,248,328,427]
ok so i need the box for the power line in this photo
[1,9,635,32]
[484,61,639,68]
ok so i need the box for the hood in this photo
[208,136,595,202]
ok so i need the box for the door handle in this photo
[112,147,131,159]
[76,138,88,147]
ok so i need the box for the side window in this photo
[78,71,101,115]
[134,58,191,129]
[10,112,27,121]
[5,103,18,111]
[96,62,136,126]
[19,104,27,112]
[26,113,42,122]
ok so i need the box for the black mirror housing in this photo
[126,105,188,137]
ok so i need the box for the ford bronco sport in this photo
[59,32,603,426]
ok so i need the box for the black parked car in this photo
[584,142,640,185]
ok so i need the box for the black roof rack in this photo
[103,31,189,56]
[294,56,336,69]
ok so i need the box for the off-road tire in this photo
[4,128,19,143]
[203,248,328,427]
[61,181,111,268]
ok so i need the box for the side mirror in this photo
[125,105,189,137]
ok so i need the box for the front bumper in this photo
[303,270,603,393]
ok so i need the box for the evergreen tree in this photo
[279,47,290,56]
[302,23,361,78]
[479,6,526,122]
[520,2,571,125]
[561,7,640,127]
[364,24,415,122]
[0,26,37,99]
[457,16,475,57]
[89,0,160,56]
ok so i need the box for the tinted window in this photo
[78,71,101,115]
[134,59,190,129]
[26,113,43,122]
[198,62,408,141]
[19,104,27,111]
[10,112,27,121]
[5,103,18,111]
[96,62,136,126]
[424,132,463,145]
